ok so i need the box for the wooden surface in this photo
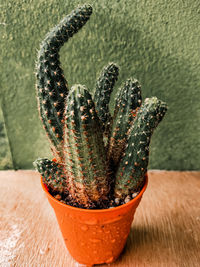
[0,170,200,267]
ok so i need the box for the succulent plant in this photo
[34,5,167,209]
[108,78,142,168]
[64,84,110,208]
[114,97,167,199]
[35,5,93,160]
[94,63,119,139]
[34,158,66,195]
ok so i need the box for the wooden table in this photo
[1,170,200,266]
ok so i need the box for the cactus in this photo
[108,79,142,167]
[64,84,110,208]
[35,5,93,159]
[93,63,119,138]
[34,5,167,209]
[33,158,67,195]
[114,97,167,199]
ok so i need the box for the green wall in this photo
[1,0,200,170]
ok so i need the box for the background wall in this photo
[1,0,200,170]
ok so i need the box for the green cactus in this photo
[108,79,142,167]
[34,5,168,209]
[93,63,119,138]
[114,97,167,199]
[64,84,110,208]
[33,158,67,195]
[35,5,93,159]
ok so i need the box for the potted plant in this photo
[33,4,167,265]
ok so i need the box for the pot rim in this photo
[41,173,148,213]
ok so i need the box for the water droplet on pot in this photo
[81,225,88,231]
[106,256,114,263]
[85,218,98,225]
[90,238,101,243]
[69,214,74,219]
[111,239,116,243]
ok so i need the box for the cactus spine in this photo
[108,79,142,167]
[114,97,167,198]
[64,85,110,208]
[35,5,93,158]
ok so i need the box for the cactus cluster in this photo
[34,5,167,209]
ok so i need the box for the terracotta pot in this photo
[41,174,148,265]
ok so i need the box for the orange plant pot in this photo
[41,174,148,265]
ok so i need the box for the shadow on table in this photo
[112,212,199,266]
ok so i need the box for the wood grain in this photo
[0,171,200,267]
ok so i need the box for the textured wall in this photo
[1,0,200,170]
[0,106,13,169]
